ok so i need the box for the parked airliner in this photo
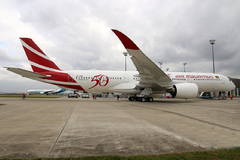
[5,29,235,102]
[27,88,66,95]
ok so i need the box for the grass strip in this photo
[1,148,238,160]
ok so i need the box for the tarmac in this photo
[0,97,239,158]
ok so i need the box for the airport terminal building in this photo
[230,78,240,97]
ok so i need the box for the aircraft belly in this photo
[109,89,140,94]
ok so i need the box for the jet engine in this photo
[167,83,198,99]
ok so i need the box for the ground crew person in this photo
[22,93,25,100]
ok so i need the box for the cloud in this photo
[0,0,239,92]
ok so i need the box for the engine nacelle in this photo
[167,83,198,99]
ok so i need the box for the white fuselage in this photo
[40,70,235,94]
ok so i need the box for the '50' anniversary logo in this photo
[89,74,109,89]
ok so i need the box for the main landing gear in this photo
[129,96,154,102]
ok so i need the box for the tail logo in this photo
[89,74,109,89]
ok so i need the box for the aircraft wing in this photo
[5,67,51,79]
[112,29,172,88]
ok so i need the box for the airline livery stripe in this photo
[49,83,85,91]
[24,49,61,71]
[30,61,62,72]
[39,79,78,85]
[20,39,51,61]
[20,38,46,55]
[37,80,85,91]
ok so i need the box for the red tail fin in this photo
[20,38,61,73]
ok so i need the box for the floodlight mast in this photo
[209,39,216,73]
[183,63,187,72]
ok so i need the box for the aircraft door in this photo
[124,74,129,83]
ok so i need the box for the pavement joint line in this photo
[47,101,78,157]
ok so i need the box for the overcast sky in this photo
[0,0,240,93]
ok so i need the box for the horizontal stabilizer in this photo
[5,67,51,78]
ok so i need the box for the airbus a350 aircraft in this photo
[5,29,235,102]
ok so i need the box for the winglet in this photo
[111,29,172,83]
[111,29,139,50]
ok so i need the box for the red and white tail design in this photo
[20,38,61,73]
[19,38,85,91]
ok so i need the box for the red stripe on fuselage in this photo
[40,71,76,83]
[49,83,85,91]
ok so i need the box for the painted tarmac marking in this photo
[47,101,78,157]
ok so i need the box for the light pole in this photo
[123,52,128,71]
[183,63,187,72]
[209,39,215,73]
[158,62,162,69]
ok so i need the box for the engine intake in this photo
[167,83,198,99]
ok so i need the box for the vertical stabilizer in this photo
[20,38,61,73]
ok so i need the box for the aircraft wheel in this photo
[135,97,141,101]
[129,97,135,101]
[148,97,153,102]
[141,97,146,102]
